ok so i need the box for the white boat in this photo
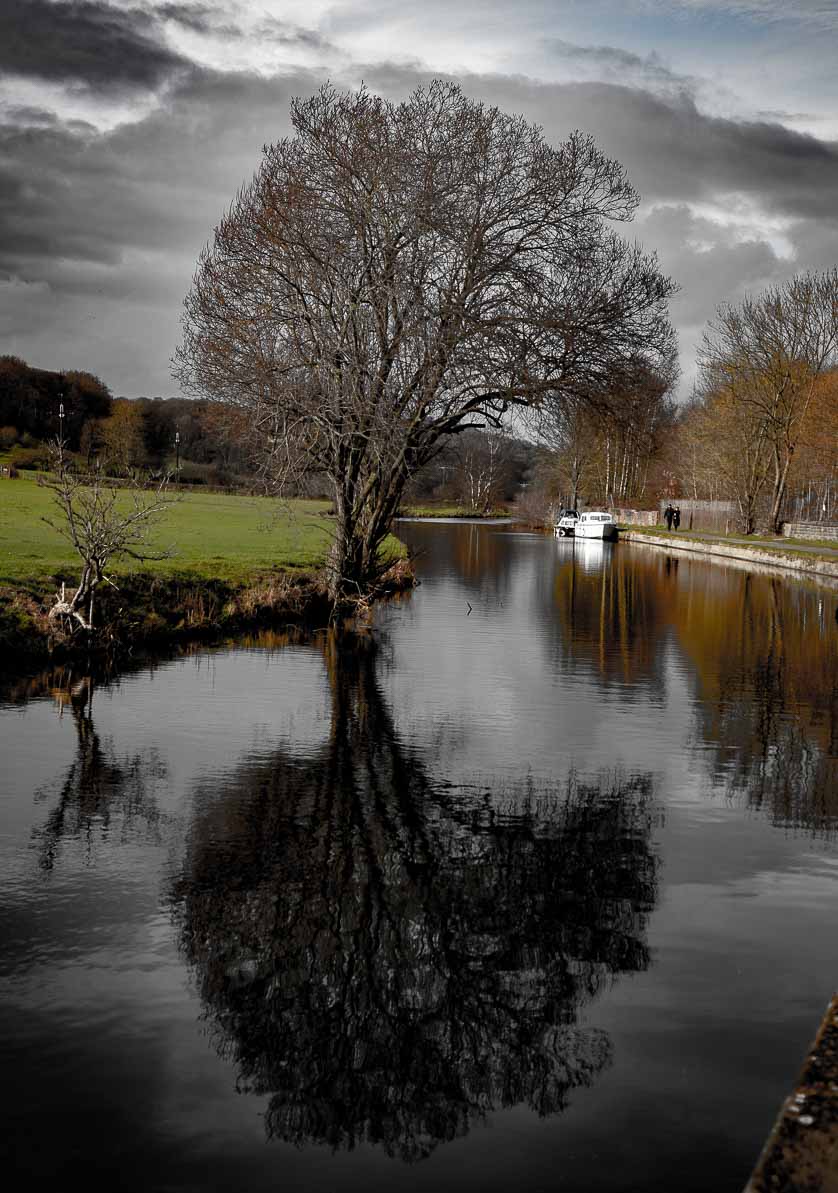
[573,511,618,540]
[554,510,579,537]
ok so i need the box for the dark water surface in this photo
[2,524,837,1192]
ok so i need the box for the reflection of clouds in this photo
[70,644,332,807]
[381,526,684,786]
[173,632,659,1162]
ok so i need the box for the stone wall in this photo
[781,521,838,542]
[612,508,658,526]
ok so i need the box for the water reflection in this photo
[669,570,838,833]
[402,523,838,836]
[32,670,166,870]
[550,541,670,692]
[172,630,658,1161]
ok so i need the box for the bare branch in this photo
[43,437,176,637]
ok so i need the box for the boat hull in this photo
[575,523,618,541]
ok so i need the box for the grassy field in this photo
[0,472,344,586]
[397,503,508,518]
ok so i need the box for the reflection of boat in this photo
[574,511,618,541]
[572,537,611,573]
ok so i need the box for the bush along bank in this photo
[0,557,416,667]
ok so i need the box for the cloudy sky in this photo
[1,0,837,397]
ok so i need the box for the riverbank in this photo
[0,476,413,664]
[621,527,838,582]
[0,557,416,666]
[745,992,838,1193]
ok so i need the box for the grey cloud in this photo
[0,0,190,92]
[412,73,838,223]
[253,18,337,52]
[545,38,697,96]
[2,60,838,395]
[153,3,220,33]
[647,0,838,30]
[636,204,787,319]
[0,67,321,392]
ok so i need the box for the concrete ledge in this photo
[744,993,838,1193]
[622,532,838,582]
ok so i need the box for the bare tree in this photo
[699,269,838,533]
[176,81,676,602]
[44,438,174,637]
[449,429,509,513]
[536,355,676,509]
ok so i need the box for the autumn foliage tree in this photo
[698,269,838,532]
[535,354,677,510]
[176,81,675,602]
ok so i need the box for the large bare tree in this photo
[176,81,675,601]
[699,269,838,533]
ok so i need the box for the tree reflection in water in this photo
[550,547,838,836]
[33,670,166,870]
[173,631,659,1161]
[671,572,838,835]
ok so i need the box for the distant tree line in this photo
[0,356,111,455]
[0,356,254,487]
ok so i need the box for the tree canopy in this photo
[176,81,676,599]
[697,268,838,532]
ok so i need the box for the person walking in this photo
[664,504,674,531]
[673,506,681,531]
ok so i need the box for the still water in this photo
[2,524,837,1192]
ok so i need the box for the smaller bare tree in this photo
[44,438,174,637]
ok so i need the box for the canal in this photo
[2,522,837,1191]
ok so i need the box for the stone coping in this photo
[622,532,838,583]
[744,993,838,1193]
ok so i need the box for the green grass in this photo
[397,503,507,518]
[0,472,363,586]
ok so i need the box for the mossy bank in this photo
[0,558,415,667]
[0,476,413,665]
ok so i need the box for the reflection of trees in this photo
[33,672,165,870]
[173,631,658,1161]
[399,521,516,602]
[551,545,838,835]
[549,544,670,693]
[672,571,838,834]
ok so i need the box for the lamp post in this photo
[175,430,181,486]
[58,402,65,442]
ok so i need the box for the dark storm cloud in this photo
[2,60,837,393]
[0,0,190,92]
[0,68,317,296]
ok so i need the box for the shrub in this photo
[10,444,51,470]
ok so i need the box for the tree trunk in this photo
[768,446,793,535]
